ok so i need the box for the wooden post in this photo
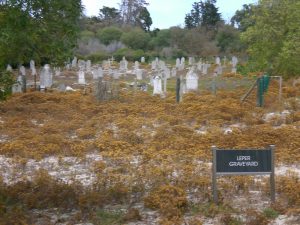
[212,146,218,204]
[270,145,276,203]
[176,78,180,103]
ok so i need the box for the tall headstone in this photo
[40,64,53,88]
[71,57,77,68]
[78,70,86,84]
[176,58,181,69]
[136,69,143,80]
[231,56,238,73]
[86,60,92,72]
[215,56,221,65]
[19,66,26,76]
[186,67,198,91]
[30,60,37,76]
[153,75,162,95]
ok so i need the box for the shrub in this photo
[96,26,123,45]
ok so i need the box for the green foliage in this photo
[185,0,221,29]
[241,0,300,78]
[136,7,152,32]
[85,51,109,63]
[113,48,145,62]
[0,0,82,66]
[99,6,121,26]
[216,25,243,53]
[263,208,279,219]
[97,26,123,45]
[94,209,124,225]
[231,4,256,31]
[149,29,171,49]
[0,70,15,101]
[120,28,150,50]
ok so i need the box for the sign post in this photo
[212,145,275,204]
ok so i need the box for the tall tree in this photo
[99,6,121,26]
[185,0,221,29]
[119,0,152,30]
[0,0,83,66]
[241,0,300,78]
[231,4,256,31]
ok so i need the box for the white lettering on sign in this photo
[229,155,258,167]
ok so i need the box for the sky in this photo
[82,0,258,29]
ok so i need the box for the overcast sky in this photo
[82,0,258,29]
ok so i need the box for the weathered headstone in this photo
[30,60,37,76]
[71,57,77,68]
[215,56,221,65]
[171,67,177,77]
[188,57,195,65]
[136,69,143,80]
[153,75,162,95]
[86,60,92,72]
[19,66,26,76]
[141,57,145,63]
[231,56,238,73]
[186,67,198,91]
[78,70,86,84]
[119,57,128,72]
[6,64,12,72]
[78,60,86,71]
[176,58,181,69]
[40,64,53,88]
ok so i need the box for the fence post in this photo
[176,78,180,103]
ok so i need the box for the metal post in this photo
[212,146,218,204]
[270,145,275,203]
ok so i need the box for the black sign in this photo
[216,150,272,173]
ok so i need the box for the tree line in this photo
[0,0,299,79]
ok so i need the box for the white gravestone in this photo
[153,75,162,95]
[71,57,77,68]
[141,57,145,63]
[30,60,37,76]
[19,66,26,76]
[186,68,198,91]
[215,57,221,65]
[136,69,143,80]
[176,58,181,69]
[6,64,12,72]
[78,70,86,84]
[40,64,53,88]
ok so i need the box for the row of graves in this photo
[7,55,239,101]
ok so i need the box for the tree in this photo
[241,0,300,78]
[136,7,152,31]
[119,0,152,30]
[97,26,123,45]
[216,25,243,53]
[99,6,121,26]
[231,4,256,31]
[185,0,221,29]
[0,0,83,67]
[120,28,150,50]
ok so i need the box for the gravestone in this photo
[6,64,12,72]
[215,56,221,65]
[136,69,143,80]
[54,67,61,76]
[134,61,140,71]
[40,64,53,88]
[202,63,210,75]
[19,66,26,76]
[71,57,77,68]
[153,75,162,95]
[92,67,103,80]
[12,75,23,93]
[30,60,37,76]
[141,57,145,63]
[58,83,66,92]
[188,57,195,65]
[179,57,185,71]
[231,56,238,73]
[119,57,128,72]
[78,70,86,84]
[176,58,181,69]
[216,65,223,75]
[86,60,92,72]
[164,67,171,79]
[186,67,198,91]
[171,67,177,77]
[78,60,86,71]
